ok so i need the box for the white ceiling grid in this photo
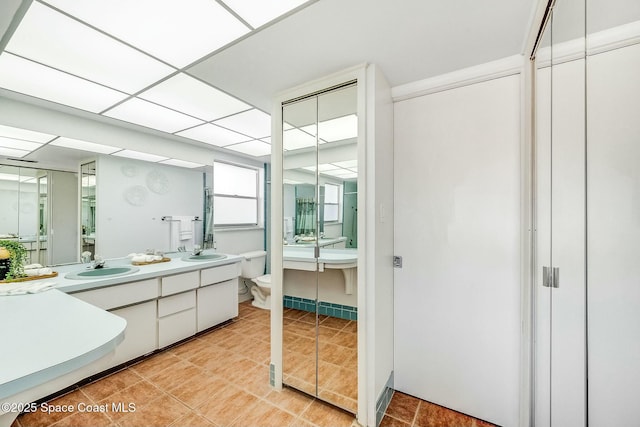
[0,0,313,162]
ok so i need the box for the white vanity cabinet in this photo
[197,263,240,332]
[70,278,159,373]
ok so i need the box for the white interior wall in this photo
[393,73,522,426]
[96,155,203,258]
[364,64,395,424]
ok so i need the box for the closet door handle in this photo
[552,267,560,288]
[543,266,551,287]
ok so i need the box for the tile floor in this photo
[13,301,495,427]
[283,308,357,414]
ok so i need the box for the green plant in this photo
[0,240,28,280]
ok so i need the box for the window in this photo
[214,161,259,226]
[323,183,340,222]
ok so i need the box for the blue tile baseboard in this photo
[283,295,357,321]
[376,371,395,426]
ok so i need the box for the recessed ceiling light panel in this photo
[0,125,56,143]
[0,147,30,158]
[214,109,271,139]
[5,2,174,94]
[103,97,204,133]
[225,140,271,157]
[159,159,205,168]
[283,128,316,151]
[318,114,358,142]
[50,137,121,154]
[112,149,168,162]
[0,53,128,113]
[46,0,250,67]
[139,73,250,121]
[0,137,43,152]
[177,123,250,147]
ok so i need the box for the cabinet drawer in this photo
[158,308,196,348]
[161,271,199,296]
[72,278,159,310]
[200,263,240,286]
[158,290,196,317]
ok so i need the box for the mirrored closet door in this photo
[281,81,358,413]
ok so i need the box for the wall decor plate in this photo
[146,170,170,195]
[124,185,148,206]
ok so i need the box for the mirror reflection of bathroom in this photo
[282,81,358,413]
[81,161,96,259]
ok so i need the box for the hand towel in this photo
[0,280,56,296]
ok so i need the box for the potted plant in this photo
[0,240,28,281]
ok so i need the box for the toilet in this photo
[239,250,271,310]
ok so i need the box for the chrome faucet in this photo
[191,245,202,256]
[90,255,105,269]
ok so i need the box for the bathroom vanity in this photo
[0,252,241,427]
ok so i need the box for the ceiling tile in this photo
[46,0,250,68]
[225,140,271,157]
[318,114,357,142]
[223,0,310,28]
[103,97,204,133]
[5,2,174,94]
[213,108,271,139]
[0,53,128,113]
[176,123,250,147]
[139,73,250,121]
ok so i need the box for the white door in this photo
[393,75,521,427]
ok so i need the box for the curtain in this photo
[295,198,316,236]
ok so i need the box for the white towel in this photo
[177,217,193,240]
[0,280,56,296]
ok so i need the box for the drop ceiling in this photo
[0,0,537,167]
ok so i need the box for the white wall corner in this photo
[391,54,525,102]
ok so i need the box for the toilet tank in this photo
[240,250,267,278]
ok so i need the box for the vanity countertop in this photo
[0,251,242,417]
[283,246,357,265]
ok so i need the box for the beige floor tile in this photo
[265,388,314,416]
[146,360,203,391]
[329,331,357,348]
[118,394,188,427]
[168,373,230,409]
[130,351,182,379]
[319,316,350,330]
[97,380,161,422]
[18,389,89,427]
[317,389,357,414]
[385,392,420,424]
[168,411,216,427]
[323,366,357,400]
[380,414,411,427]
[81,369,142,402]
[230,400,297,427]
[300,400,355,427]
[196,385,260,426]
[50,410,114,427]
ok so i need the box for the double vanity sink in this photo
[64,253,227,279]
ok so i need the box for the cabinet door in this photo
[197,279,238,332]
[87,300,158,374]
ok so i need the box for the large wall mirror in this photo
[281,82,358,413]
[0,164,78,265]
